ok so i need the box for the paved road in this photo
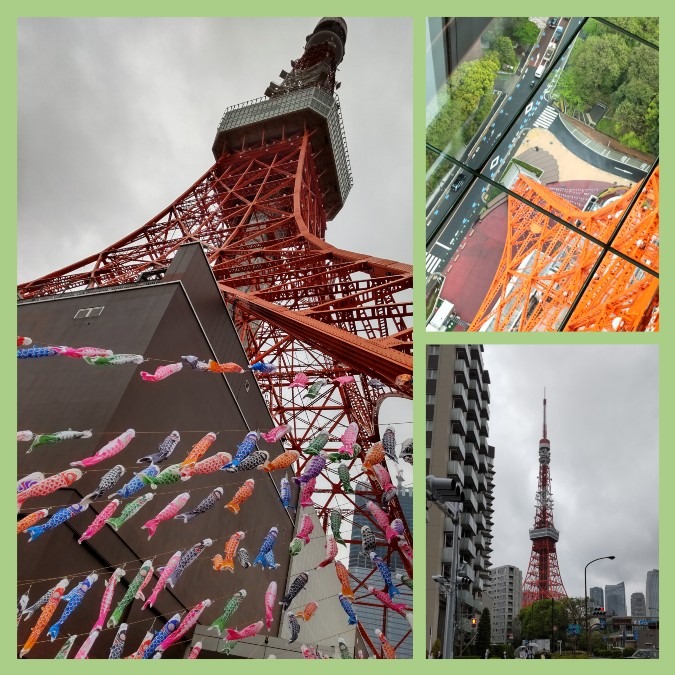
[426,19,579,230]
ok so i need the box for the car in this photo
[548,18,558,28]
[628,649,659,659]
[450,173,466,191]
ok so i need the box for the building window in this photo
[428,345,440,355]
[427,369,438,379]
[74,306,104,319]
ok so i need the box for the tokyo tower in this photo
[521,393,567,607]
[469,170,660,332]
[18,18,412,657]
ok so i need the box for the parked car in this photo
[628,649,659,659]
[450,173,466,191]
[548,18,558,28]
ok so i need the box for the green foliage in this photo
[510,18,541,48]
[603,17,659,44]
[492,642,515,658]
[595,117,617,136]
[426,51,500,195]
[568,33,631,104]
[431,638,442,659]
[494,36,518,69]
[517,599,569,642]
[556,19,659,155]
[476,607,492,656]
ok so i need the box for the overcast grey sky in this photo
[18,17,412,283]
[484,345,658,607]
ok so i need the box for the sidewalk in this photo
[557,114,652,173]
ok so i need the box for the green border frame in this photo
[3,0,669,671]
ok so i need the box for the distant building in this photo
[605,582,627,617]
[426,345,495,655]
[631,592,646,617]
[646,569,659,616]
[488,565,522,643]
[589,586,604,608]
[348,483,413,658]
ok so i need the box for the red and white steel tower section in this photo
[521,393,567,607]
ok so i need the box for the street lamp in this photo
[584,556,615,655]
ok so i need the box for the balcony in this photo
[480,401,490,420]
[474,554,487,571]
[444,516,458,532]
[441,546,455,564]
[469,359,482,378]
[454,359,469,385]
[467,398,480,422]
[480,417,489,436]
[452,383,468,411]
[463,490,478,514]
[448,433,466,462]
[467,377,480,400]
[447,460,465,484]
[466,420,479,443]
[476,492,487,511]
[475,534,487,552]
[460,512,477,536]
[477,471,488,493]
[481,385,490,403]
[460,537,476,559]
[464,441,478,468]
[451,408,467,435]
[475,513,487,531]
[478,451,489,473]
[457,589,474,606]
[463,464,478,490]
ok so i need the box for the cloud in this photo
[18,17,412,283]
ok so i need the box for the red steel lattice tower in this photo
[18,18,412,657]
[521,392,567,607]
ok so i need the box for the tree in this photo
[603,16,659,44]
[494,36,518,70]
[518,599,569,645]
[565,33,631,106]
[476,607,492,656]
[511,18,541,48]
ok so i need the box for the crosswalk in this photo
[426,253,444,275]
[534,105,558,129]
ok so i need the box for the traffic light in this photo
[471,616,478,628]
[426,476,462,503]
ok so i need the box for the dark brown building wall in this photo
[17,245,296,658]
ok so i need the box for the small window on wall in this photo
[74,306,104,319]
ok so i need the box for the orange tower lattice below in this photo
[469,169,659,332]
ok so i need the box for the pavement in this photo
[518,128,633,187]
